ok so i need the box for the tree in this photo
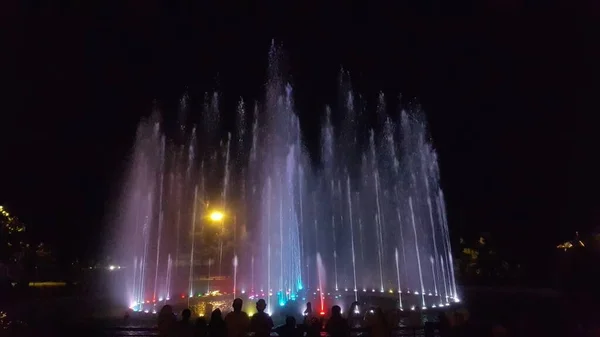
[456,232,517,285]
[0,205,54,282]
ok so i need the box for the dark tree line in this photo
[0,207,54,284]
[455,232,521,285]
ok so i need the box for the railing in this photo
[101,325,441,337]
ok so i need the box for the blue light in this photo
[279,301,286,307]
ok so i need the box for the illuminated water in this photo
[113,43,458,314]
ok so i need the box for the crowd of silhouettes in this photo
[156,298,274,337]
[155,297,471,337]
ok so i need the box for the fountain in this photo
[316,253,326,314]
[113,43,459,315]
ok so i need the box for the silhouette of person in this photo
[250,299,274,337]
[208,309,227,337]
[195,317,208,337]
[366,307,388,337]
[275,316,302,337]
[303,302,316,328]
[347,302,362,328]
[326,305,349,337]
[158,305,176,337]
[304,302,320,337]
[303,302,313,319]
[178,308,195,337]
[225,298,250,337]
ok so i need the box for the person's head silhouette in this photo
[285,316,296,327]
[232,298,243,312]
[331,305,341,317]
[182,308,191,321]
[304,302,312,315]
[211,308,223,322]
[256,299,267,313]
[160,304,173,315]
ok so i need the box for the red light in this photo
[319,311,326,316]
[181,295,185,299]
[145,301,150,304]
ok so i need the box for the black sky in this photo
[1,0,598,267]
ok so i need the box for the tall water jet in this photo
[153,135,165,302]
[409,197,426,308]
[346,176,358,301]
[207,258,213,293]
[430,256,438,296]
[316,253,326,314]
[394,248,403,310]
[189,185,198,299]
[219,133,232,277]
[233,255,238,299]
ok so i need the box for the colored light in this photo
[319,311,325,316]
[209,211,224,222]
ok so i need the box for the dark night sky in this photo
[1,1,598,268]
